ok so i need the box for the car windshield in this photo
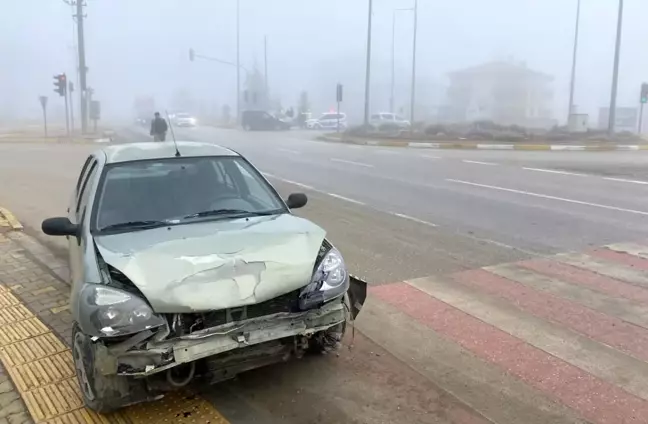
[93,156,286,232]
[176,113,191,118]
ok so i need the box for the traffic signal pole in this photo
[75,0,88,134]
[640,103,645,135]
[639,83,648,134]
[64,81,70,137]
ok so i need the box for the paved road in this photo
[3,128,648,423]
[159,126,648,281]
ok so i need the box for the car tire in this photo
[72,323,146,413]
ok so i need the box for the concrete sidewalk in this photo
[318,134,648,152]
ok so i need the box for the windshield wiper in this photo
[183,209,281,219]
[101,220,171,231]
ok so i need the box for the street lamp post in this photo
[608,0,624,136]
[409,0,418,131]
[363,0,373,127]
[236,0,241,125]
[390,8,413,114]
[567,0,581,124]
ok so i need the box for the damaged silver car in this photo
[41,141,367,412]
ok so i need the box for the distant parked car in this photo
[370,113,410,130]
[174,113,197,127]
[312,113,347,131]
[241,110,291,131]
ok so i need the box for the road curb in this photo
[0,208,23,233]
[317,135,648,152]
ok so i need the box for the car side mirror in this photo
[286,193,308,209]
[42,217,79,237]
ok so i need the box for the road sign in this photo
[90,100,100,120]
[38,96,48,137]
[641,83,648,104]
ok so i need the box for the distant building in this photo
[441,61,555,128]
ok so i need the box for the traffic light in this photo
[53,74,67,96]
[641,83,648,104]
[336,83,343,103]
[189,48,195,62]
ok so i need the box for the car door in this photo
[68,157,99,292]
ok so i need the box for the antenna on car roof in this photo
[165,110,181,157]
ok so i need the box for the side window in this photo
[77,161,98,216]
[75,156,93,196]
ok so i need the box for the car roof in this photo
[99,141,239,164]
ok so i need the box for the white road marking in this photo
[278,148,300,155]
[421,154,442,159]
[461,233,540,256]
[603,177,648,185]
[330,158,375,168]
[522,167,585,177]
[262,172,276,178]
[392,213,438,227]
[448,179,648,216]
[280,179,314,190]
[327,193,365,205]
[262,173,364,205]
[462,160,498,166]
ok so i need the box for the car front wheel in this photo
[72,323,146,413]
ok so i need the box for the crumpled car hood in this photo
[94,214,326,313]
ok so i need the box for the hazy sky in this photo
[2,0,647,123]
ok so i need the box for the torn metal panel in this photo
[95,215,326,313]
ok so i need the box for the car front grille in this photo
[200,288,302,328]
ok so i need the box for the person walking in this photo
[150,112,168,142]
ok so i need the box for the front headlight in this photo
[79,285,165,338]
[299,247,349,310]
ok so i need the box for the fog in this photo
[2,0,647,125]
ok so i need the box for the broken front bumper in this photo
[104,299,346,378]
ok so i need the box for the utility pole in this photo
[236,0,241,125]
[363,0,374,127]
[75,0,89,134]
[409,0,419,131]
[390,8,413,114]
[608,0,624,136]
[567,0,581,124]
[264,36,269,97]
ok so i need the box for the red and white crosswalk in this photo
[359,242,648,424]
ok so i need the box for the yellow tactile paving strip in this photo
[0,267,230,422]
[0,207,23,232]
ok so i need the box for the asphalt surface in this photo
[3,126,648,423]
